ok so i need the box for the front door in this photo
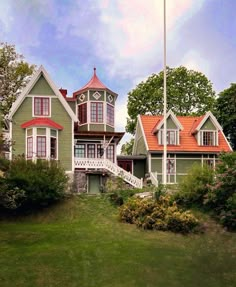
[88,175,100,194]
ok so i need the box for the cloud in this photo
[93,0,206,79]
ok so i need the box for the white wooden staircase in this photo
[74,158,143,189]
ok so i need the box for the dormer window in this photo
[91,102,103,123]
[199,131,218,146]
[159,129,179,145]
[34,97,50,116]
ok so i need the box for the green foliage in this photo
[0,42,36,115]
[119,196,199,233]
[0,157,68,211]
[126,66,216,134]
[216,83,236,150]
[173,164,214,206]
[120,138,134,155]
[204,152,236,230]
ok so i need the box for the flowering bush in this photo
[119,196,199,234]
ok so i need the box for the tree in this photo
[0,42,36,116]
[126,66,216,134]
[121,138,134,155]
[216,83,236,150]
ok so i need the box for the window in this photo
[97,144,104,158]
[203,131,214,146]
[87,144,95,158]
[75,144,85,158]
[50,138,57,158]
[107,104,114,126]
[106,145,114,162]
[167,131,176,145]
[78,103,87,124]
[27,137,33,158]
[34,97,49,116]
[37,136,46,157]
[159,129,179,145]
[91,102,103,123]
[167,159,175,174]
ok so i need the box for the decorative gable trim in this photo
[194,111,222,132]
[154,110,183,132]
[8,66,78,122]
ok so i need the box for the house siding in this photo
[12,91,73,171]
[29,75,54,95]
[134,122,148,155]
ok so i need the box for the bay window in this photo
[26,128,58,160]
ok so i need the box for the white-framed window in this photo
[199,131,218,146]
[26,128,58,160]
[158,129,179,145]
[90,102,103,123]
[34,97,50,116]
[167,158,175,174]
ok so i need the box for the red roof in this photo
[140,115,231,153]
[73,68,117,97]
[21,118,63,130]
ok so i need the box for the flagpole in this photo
[163,0,167,185]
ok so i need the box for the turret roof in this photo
[73,68,117,97]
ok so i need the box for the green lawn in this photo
[0,195,235,287]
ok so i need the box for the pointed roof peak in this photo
[73,67,118,98]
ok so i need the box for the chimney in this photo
[59,88,67,98]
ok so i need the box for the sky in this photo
[1,0,236,151]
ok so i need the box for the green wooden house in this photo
[131,110,232,184]
[7,66,143,193]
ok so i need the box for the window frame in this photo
[27,137,33,158]
[90,102,103,123]
[36,136,47,158]
[34,97,50,117]
[78,103,87,124]
[106,104,114,126]
[159,129,179,145]
[199,130,218,146]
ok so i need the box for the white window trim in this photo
[26,127,58,160]
[32,96,51,118]
[158,129,180,145]
[199,130,218,146]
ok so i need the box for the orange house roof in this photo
[140,115,232,153]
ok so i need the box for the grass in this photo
[0,195,236,287]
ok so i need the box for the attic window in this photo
[159,129,179,145]
[34,97,50,116]
[200,131,218,146]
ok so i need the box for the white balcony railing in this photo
[74,158,143,189]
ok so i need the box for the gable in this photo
[29,75,54,95]
[199,118,216,130]
[160,117,178,129]
[8,66,77,122]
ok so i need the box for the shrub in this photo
[2,158,68,211]
[204,152,236,230]
[119,196,199,234]
[172,163,214,206]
